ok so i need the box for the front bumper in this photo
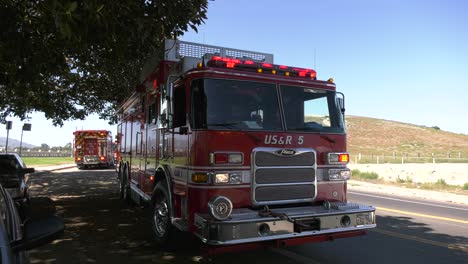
[194,202,376,245]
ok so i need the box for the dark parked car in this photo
[0,182,64,263]
[0,154,34,203]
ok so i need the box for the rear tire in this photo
[119,168,131,203]
[151,181,177,247]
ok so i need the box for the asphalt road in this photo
[26,168,468,264]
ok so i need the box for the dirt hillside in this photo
[346,116,468,158]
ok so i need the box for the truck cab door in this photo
[171,84,189,198]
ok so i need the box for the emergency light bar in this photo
[206,56,317,79]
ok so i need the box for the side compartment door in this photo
[142,95,158,194]
[137,96,147,188]
[130,112,142,186]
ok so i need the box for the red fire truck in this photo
[73,130,114,169]
[116,39,375,251]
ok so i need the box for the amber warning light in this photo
[328,153,349,164]
[339,154,349,163]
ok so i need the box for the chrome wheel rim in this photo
[153,199,169,237]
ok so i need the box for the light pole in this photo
[19,123,31,156]
[5,121,12,153]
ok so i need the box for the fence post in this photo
[393,152,396,159]
[401,156,404,164]
[377,156,379,164]
[358,153,361,161]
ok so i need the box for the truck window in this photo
[148,100,157,125]
[191,78,282,131]
[125,120,132,152]
[173,85,186,128]
[281,85,345,133]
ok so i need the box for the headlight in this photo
[208,196,233,220]
[214,172,243,184]
[328,169,350,181]
[214,173,229,184]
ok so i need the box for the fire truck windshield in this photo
[281,85,345,133]
[190,78,345,133]
[191,78,282,131]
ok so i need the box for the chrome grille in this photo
[255,151,315,166]
[255,185,315,202]
[255,168,314,184]
[252,148,317,205]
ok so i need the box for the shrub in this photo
[436,178,448,186]
[464,183,468,191]
[396,176,413,184]
[351,169,379,180]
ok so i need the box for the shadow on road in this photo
[28,169,204,264]
[26,169,468,264]
[284,215,467,264]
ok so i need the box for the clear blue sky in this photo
[182,0,468,133]
[2,0,467,147]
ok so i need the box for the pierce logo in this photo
[277,149,296,156]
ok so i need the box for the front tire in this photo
[151,181,176,247]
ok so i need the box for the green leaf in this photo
[70,2,78,12]
[0,0,209,125]
[97,5,104,13]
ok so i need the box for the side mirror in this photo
[11,215,64,252]
[337,92,345,114]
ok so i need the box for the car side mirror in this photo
[11,215,64,252]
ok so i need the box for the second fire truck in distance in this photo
[116,39,376,251]
[73,130,114,169]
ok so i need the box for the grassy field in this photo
[22,157,74,166]
[346,116,468,160]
